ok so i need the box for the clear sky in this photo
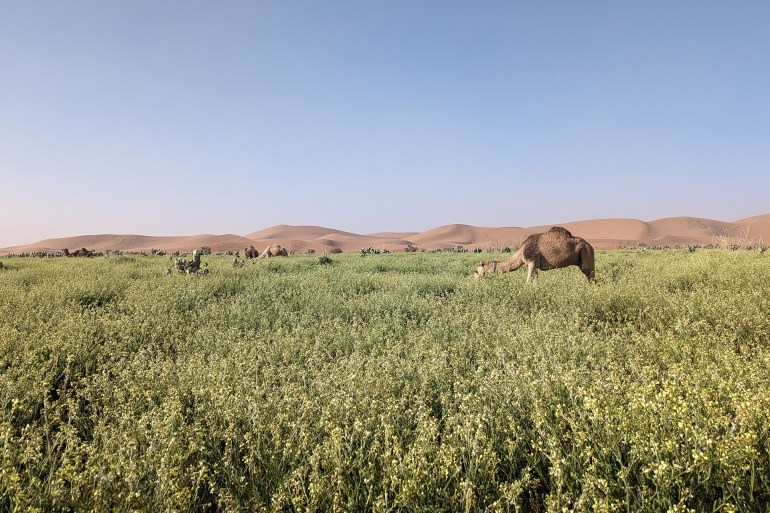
[1,1,769,247]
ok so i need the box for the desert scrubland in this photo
[1,249,770,511]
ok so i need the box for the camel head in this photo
[474,260,497,279]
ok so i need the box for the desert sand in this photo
[2,215,769,255]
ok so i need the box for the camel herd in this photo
[242,244,288,258]
[54,228,595,281]
[63,248,96,257]
[56,244,290,260]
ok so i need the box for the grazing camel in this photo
[244,245,259,259]
[475,227,595,282]
[175,249,209,274]
[260,244,288,258]
[63,248,95,257]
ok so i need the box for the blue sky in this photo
[1,1,769,247]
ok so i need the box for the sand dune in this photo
[365,232,419,239]
[648,217,734,238]
[2,234,257,255]
[3,214,769,255]
[735,213,770,224]
[246,225,359,241]
[551,219,652,241]
[409,224,531,248]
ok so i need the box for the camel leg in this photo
[580,245,595,282]
[526,262,538,283]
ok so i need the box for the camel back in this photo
[548,226,573,237]
[522,228,590,268]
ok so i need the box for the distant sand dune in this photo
[246,225,359,241]
[2,214,769,255]
[365,232,419,239]
[409,225,530,248]
[649,217,733,238]
[554,219,653,241]
[735,213,770,224]
[2,234,256,255]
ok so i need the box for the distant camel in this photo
[175,248,207,274]
[260,244,288,258]
[244,245,259,258]
[475,227,595,282]
[63,248,95,257]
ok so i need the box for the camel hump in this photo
[260,243,287,257]
[548,226,573,237]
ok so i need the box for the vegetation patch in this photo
[1,250,769,511]
[74,290,118,309]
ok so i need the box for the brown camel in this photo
[260,244,288,258]
[244,245,259,258]
[475,226,595,282]
[63,248,95,257]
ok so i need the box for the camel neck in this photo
[497,252,523,273]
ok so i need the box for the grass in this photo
[1,250,769,511]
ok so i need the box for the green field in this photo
[1,250,769,512]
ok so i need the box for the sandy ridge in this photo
[2,215,769,255]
